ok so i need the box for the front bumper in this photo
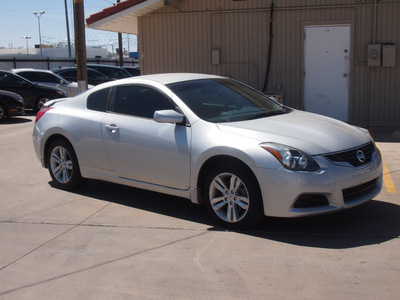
[253,149,383,217]
[9,105,25,117]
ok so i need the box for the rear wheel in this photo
[203,163,263,229]
[35,96,50,112]
[47,139,83,190]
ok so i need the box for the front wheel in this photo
[203,163,263,229]
[47,139,83,190]
[0,104,7,121]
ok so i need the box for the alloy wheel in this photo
[209,172,250,223]
[50,146,73,184]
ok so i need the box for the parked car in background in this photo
[33,73,383,229]
[11,69,93,97]
[52,67,112,86]
[0,70,66,112]
[87,64,131,80]
[0,90,25,121]
[122,66,140,77]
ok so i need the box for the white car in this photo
[33,73,383,229]
[12,69,93,97]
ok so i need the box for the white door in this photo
[304,25,351,122]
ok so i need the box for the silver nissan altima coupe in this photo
[33,73,383,229]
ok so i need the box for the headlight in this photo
[356,126,373,140]
[356,126,377,152]
[261,142,320,172]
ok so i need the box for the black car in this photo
[0,71,66,112]
[86,64,131,80]
[122,66,140,76]
[52,67,112,86]
[0,90,25,121]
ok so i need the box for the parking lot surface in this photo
[1,115,399,299]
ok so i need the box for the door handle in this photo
[105,124,119,133]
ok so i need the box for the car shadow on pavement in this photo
[249,200,400,249]
[66,179,213,226]
[0,117,32,124]
[66,179,400,250]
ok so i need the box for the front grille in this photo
[342,178,379,203]
[324,142,375,167]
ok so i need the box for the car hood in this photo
[0,89,23,100]
[216,110,371,155]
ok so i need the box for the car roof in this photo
[52,67,105,73]
[92,73,224,88]
[87,64,125,69]
[12,68,53,74]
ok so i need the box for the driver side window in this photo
[113,85,175,118]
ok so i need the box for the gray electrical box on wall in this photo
[211,49,221,65]
[382,44,396,67]
[368,44,381,67]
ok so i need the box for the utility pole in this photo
[117,0,123,66]
[73,0,88,92]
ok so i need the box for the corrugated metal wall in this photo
[139,0,400,127]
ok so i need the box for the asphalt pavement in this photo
[1,115,399,299]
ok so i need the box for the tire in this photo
[35,95,51,112]
[203,163,263,229]
[47,139,83,190]
[0,104,6,121]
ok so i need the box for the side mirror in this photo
[154,110,185,124]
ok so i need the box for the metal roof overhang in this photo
[86,0,163,35]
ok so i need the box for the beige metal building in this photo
[87,0,400,127]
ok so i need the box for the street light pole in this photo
[22,36,31,55]
[64,0,72,57]
[33,11,45,57]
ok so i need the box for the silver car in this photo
[33,73,383,229]
[12,69,94,97]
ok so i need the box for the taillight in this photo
[35,107,53,123]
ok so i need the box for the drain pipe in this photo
[262,0,275,92]
[373,0,378,43]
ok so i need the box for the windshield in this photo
[167,78,289,123]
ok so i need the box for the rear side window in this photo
[19,72,59,83]
[113,85,174,118]
[87,88,110,112]
[59,70,76,77]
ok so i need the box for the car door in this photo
[101,84,191,190]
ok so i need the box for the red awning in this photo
[86,0,163,34]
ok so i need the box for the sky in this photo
[0,0,137,52]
